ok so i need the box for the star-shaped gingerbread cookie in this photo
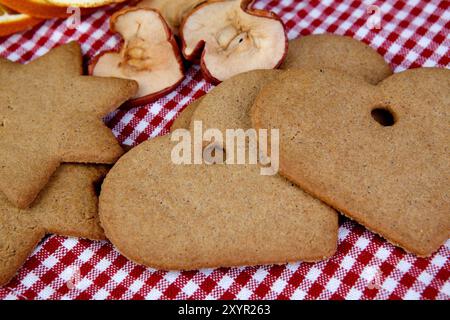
[0,164,107,287]
[0,42,137,209]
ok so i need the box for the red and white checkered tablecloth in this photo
[0,0,449,300]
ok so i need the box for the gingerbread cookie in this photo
[251,68,450,256]
[0,164,107,286]
[188,70,281,148]
[99,135,338,270]
[0,42,137,208]
[281,34,392,84]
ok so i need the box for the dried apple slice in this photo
[180,0,288,83]
[89,8,184,107]
[0,4,42,37]
[137,0,206,35]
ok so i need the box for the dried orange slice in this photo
[46,0,128,8]
[0,0,127,19]
[0,0,70,18]
[0,4,42,37]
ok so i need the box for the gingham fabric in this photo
[0,0,449,300]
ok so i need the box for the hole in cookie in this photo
[371,107,396,126]
[203,144,226,165]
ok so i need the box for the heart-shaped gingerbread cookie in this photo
[252,67,450,256]
[99,135,338,270]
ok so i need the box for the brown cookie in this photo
[251,67,450,256]
[0,164,107,286]
[99,135,338,270]
[170,97,204,132]
[0,42,138,209]
[281,34,392,84]
[188,70,281,147]
[171,69,338,267]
